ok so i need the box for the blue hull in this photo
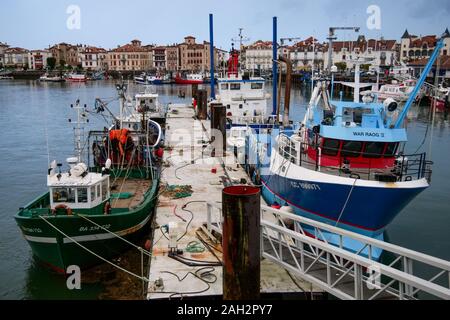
[259,174,426,260]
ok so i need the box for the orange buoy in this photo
[144,239,152,251]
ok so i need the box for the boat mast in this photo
[71,100,88,163]
[116,81,127,129]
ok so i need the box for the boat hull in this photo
[252,151,428,259]
[174,78,203,85]
[15,181,158,273]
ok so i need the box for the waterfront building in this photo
[152,46,166,71]
[244,40,288,72]
[49,43,81,68]
[178,36,220,73]
[0,42,9,68]
[107,40,153,71]
[28,50,52,70]
[79,46,108,71]
[289,37,325,71]
[4,47,30,69]
[408,56,450,81]
[400,29,450,64]
[323,35,398,70]
[165,45,179,72]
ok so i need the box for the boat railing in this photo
[277,134,432,183]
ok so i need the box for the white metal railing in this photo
[261,205,450,300]
[205,202,450,300]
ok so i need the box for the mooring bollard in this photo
[210,103,226,157]
[222,185,261,300]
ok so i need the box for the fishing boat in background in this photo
[430,84,450,111]
[209,48,271,128]
[134,73,148,85]
[39,73,65,82]
[15,85,161,273]
[66,73,87,83]
[361,79,424,102]
[174,73,203,84]
[242,39,444,260]
[147,75,163,85]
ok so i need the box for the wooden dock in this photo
[146,103,324,300]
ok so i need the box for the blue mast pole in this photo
[272,16,278,115]
[394,39,444,128]
[209,13,215,99]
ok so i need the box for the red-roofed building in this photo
[290,37,326,70]
[165,45,179,72]
[152,46,166,70]
[79,46,107,71]
[244,40,288,72]
[323,35,398,70]
[400,29,450,63]
[178,36,221,72]
[29,50,52,70]
[4,47,29,69]
[107,40,153,71]
[407,55,450,80]
[49,43,81,67]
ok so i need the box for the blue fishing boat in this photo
[243,39,444,260]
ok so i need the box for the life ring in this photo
[104,202,111,215]
[52,204,73,216]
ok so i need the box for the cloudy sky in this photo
[1,0,449,50]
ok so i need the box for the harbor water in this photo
[0,79,449,299]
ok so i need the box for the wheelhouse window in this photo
[363,142,385,158]
[220,83,228,90]
[341,141,362,158]
[101,181,108,201]
[230,83,241,90]
[91,186,96,201]
[322,139,340,156]
[52,188,76,203]
[77,188,88,203]
[251,82,263,90]
[385,143,398,157]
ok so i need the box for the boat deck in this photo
[110,178,152,209]
[146,103,324,300]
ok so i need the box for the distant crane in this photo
[327,26,360,72]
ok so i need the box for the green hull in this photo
[15,173,159,273]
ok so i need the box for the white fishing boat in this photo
[209,49,270,127]
[66,73,87,82]
[361,79,425,102]
[39,73,65,82]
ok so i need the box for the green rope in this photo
[185,241,205,253]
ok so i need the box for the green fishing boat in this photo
[15,90,163,273]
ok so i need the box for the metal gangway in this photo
[206,203,450,300]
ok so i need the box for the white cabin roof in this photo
[47,172,107,188]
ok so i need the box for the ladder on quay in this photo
[206,203,450,300]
